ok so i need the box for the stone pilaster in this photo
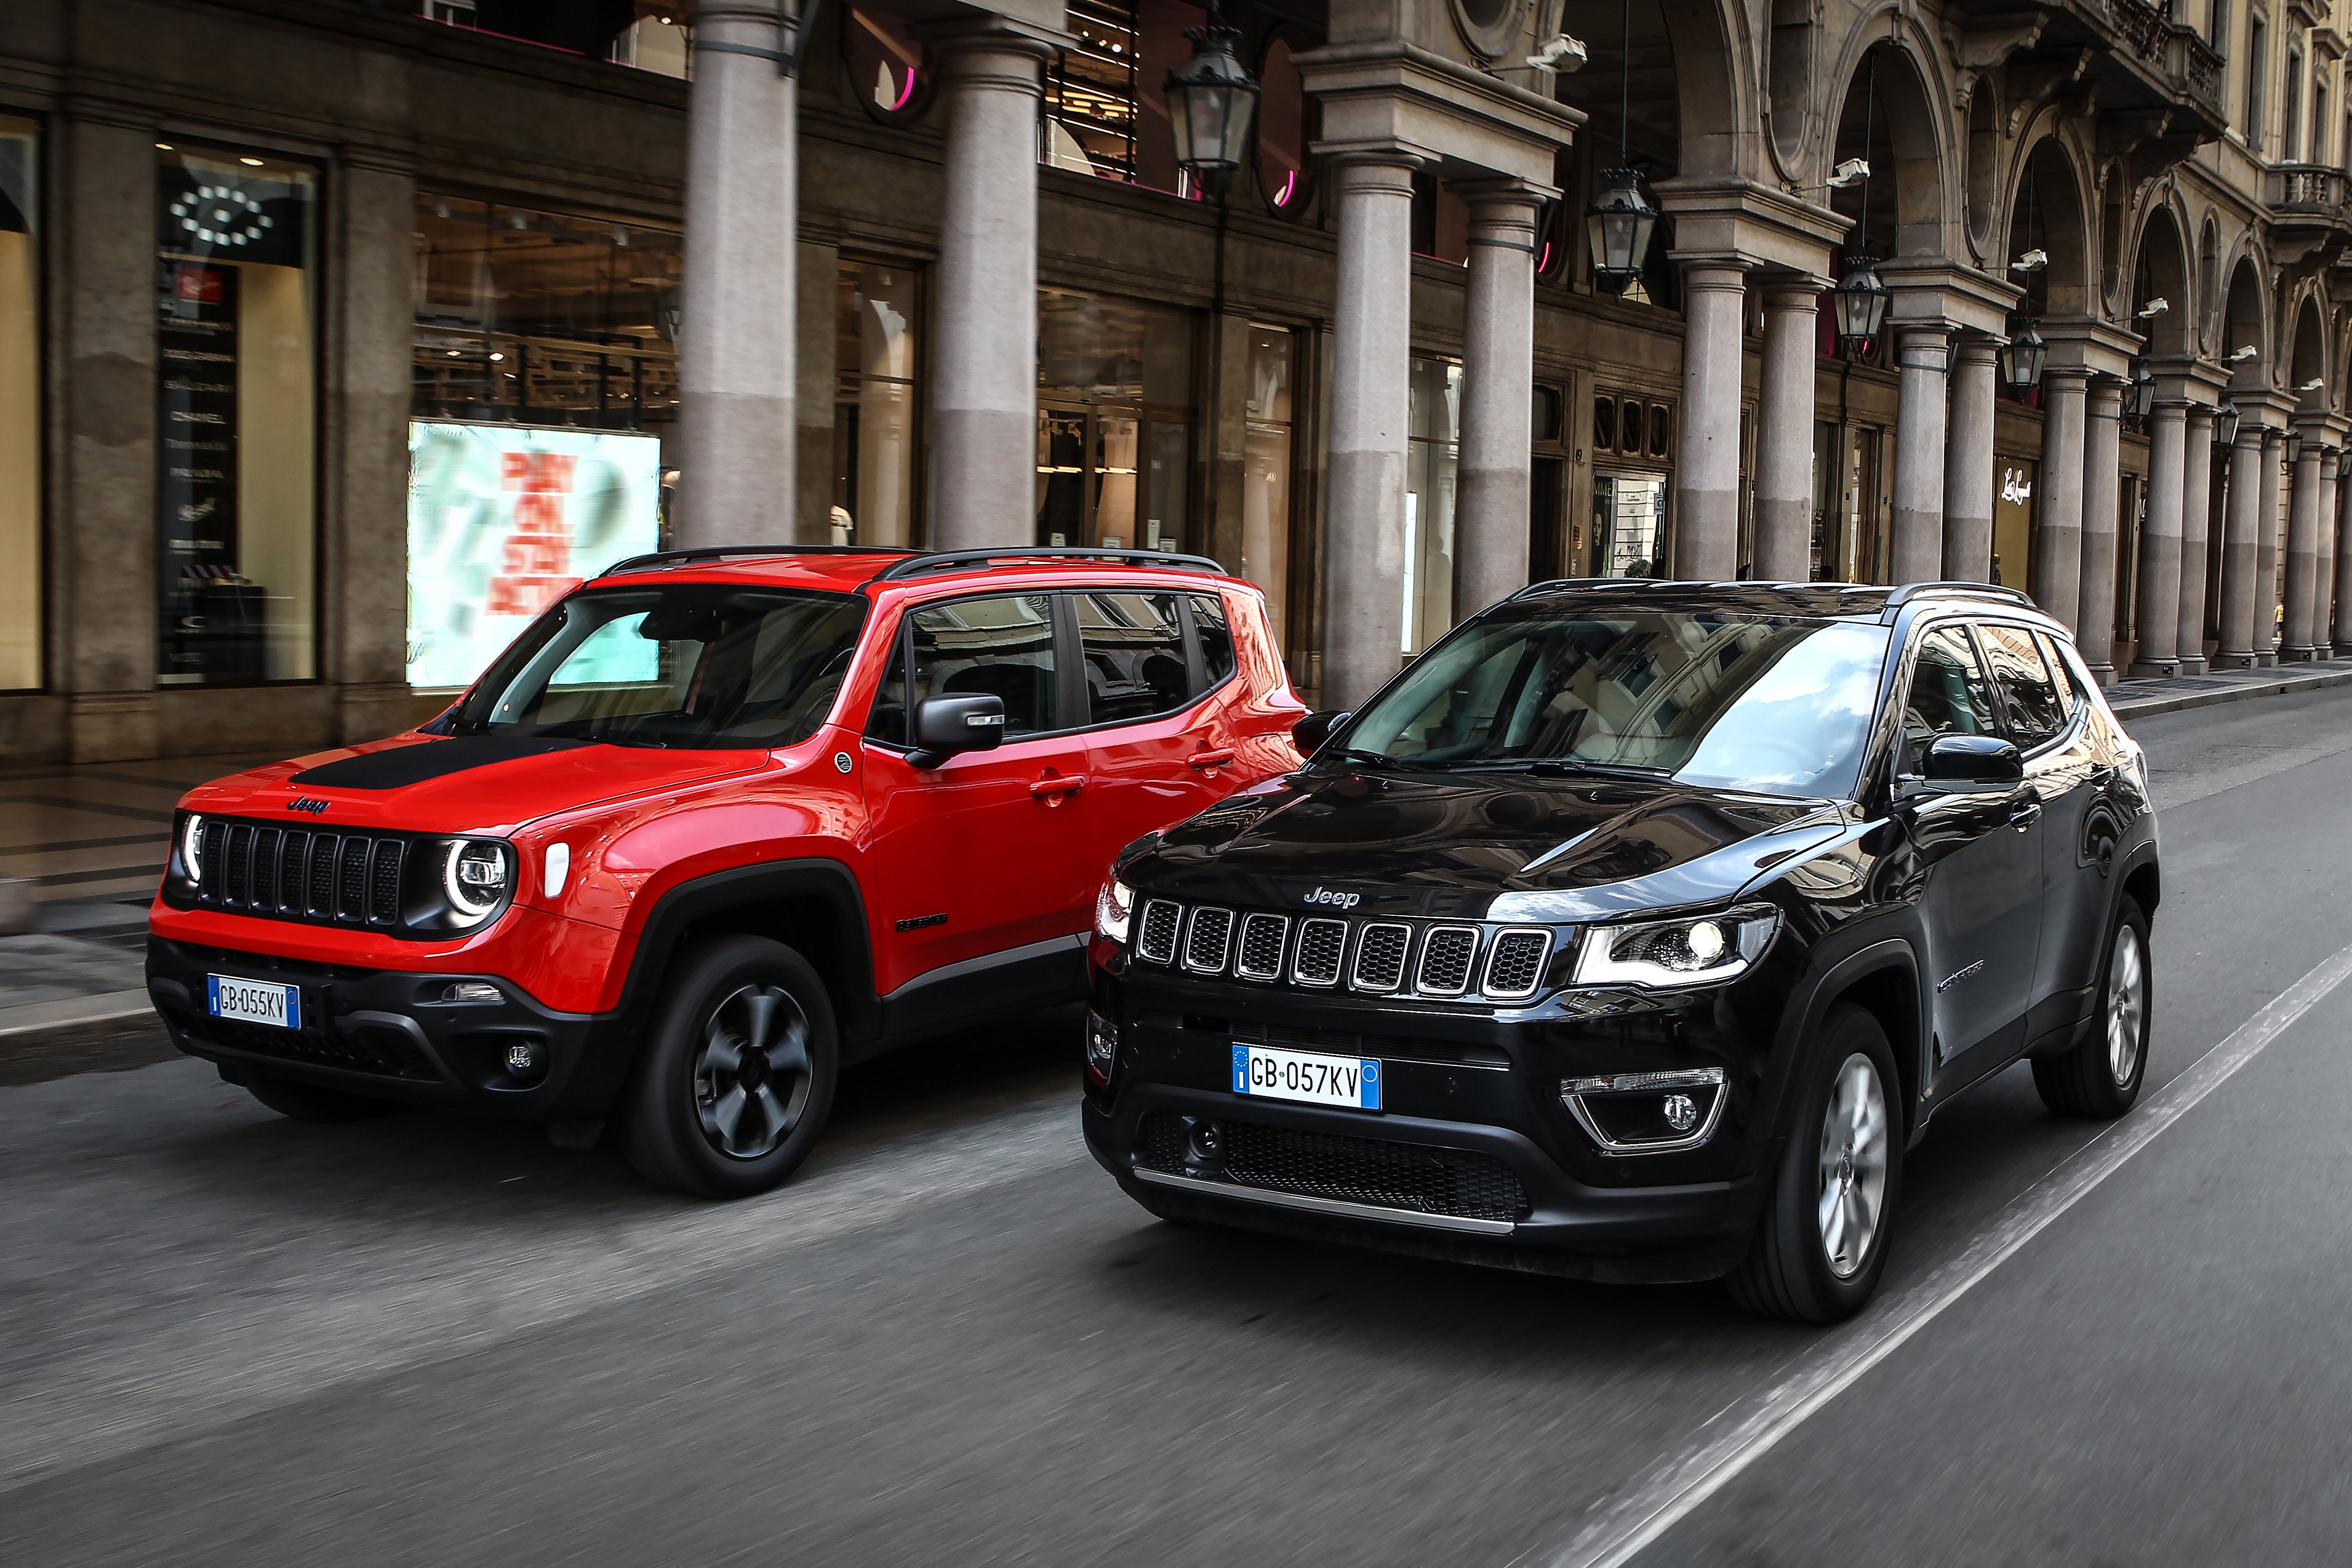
[1672,263,1747,579]
[1751,282,1820,583]
[2076,378,2123,682]
[1942,337,1997,583]
[2215,425,2267,668]
[2175,404,2216,675]
[2032,368,2088,633]
[2130,396,2187,675]
[1453,178,1551,617]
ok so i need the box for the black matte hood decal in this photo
[287,737,595,791]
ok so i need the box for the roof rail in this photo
[866,545,1226,582]
[600,544,916,576]
[1880,580,2037,610]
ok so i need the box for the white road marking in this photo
[1529,936,2352,1568]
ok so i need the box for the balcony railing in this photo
[2106,0,2171,64]
[2269,164,2350,221]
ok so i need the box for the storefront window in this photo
[408,196,679,689]
[0,116,37,691]
[1044,0,1209,195]
[835,259,921,547]
[1243,326,1293,644]
[1592,475,1667,577]
[1405,357,1461,652]
[1993,456,2035,591]
[1036,288,1191,551]
[156,144,317,686]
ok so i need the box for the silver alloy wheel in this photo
[693,984,813,1160]
[2107,924,2147,1087]
[1816,1052,1889,1279]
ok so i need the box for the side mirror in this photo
[1292,709,1352,757]
[908,694,1005,768]
[1916,733,2023,795]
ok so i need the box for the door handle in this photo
[2008,799,2043,833]
[1029,773,1088,798]
[1186,748,1236,770]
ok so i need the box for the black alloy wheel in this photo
[242,1072,405,1123]
[2032,895,2151,1119]
[1727,1002,1905,1323]
[621,935,839,1198]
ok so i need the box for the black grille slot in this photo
[1350,922,1411,991]
[1184,907,1235,972]
[338,838,371,920]
[307,833,341,915]
[197,821,226,890]
[277,832,310,913]
[162,1002,437,1080]
[1137,900,1182,965]
[1293,918,1346,985]
[369,840,405,924]
[1416,927,1479,995]
[1235,913,1289,979]
[1137,1113,1529,1224]
[249,828,281,910]
[223,825,253,906]
[1483,930,1553,999]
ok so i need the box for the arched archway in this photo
[2223,256,2269,389]
[2006,135,2093,322]
[1555,0,1745,179]
[1828,40,1950,260]
[2290,293,2329,411]
[2132,206,2192,356]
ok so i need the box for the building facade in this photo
[2,0,2349,760]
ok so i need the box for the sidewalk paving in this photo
[4,656,2350,1037]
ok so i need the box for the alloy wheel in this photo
[1816,1052,1889,1279]
[693,984,814,1160]
[2107,925,2147,1087]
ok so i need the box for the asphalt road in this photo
[8,687,2352,1567]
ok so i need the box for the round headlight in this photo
[442,839,512,923]
[181,813,206,885]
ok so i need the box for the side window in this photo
[1977,623,2069,749]
[866,637,910,745]
[1076,592,1190,724]
[1900,624,2001,774]
[1189,594,1237,687]
[2035,631,2086,718]
[893,594,1060,739]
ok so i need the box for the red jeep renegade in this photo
[147,546,1304,1195]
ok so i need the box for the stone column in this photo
[1673,263,1748,579]
[2174,404,2216,674]
[677,0,799,550]
[2076,378,2124,682]
[1321,151,1420,708]
[2281,433,2325,659]
[1942,337,1998,582]
[2336,459,2352,653]
[926,20,1056,550]
[2256,432,2285,663]
[2032,368,2089,631]
[1889,326,1952,583]
[1751,281,1819,582]
[2130,397,2188,675]
[2215,425,2267,667]
[2314,449,2340,654]
[1453,180,1548,618]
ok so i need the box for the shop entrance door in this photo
[1037,404,1183,551]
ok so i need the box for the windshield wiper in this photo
[1512,758,1669,779]
[1327,747,1434,770]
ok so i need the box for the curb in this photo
[2105,662,2352,722]
[0,989,156,1039]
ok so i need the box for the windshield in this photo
[449,585,867,749]
[1340,610,1890,798]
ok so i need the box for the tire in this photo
[243,1072,405,1124]
[620,935,839,1199]
[2032,895,2151,1119]
[1727,1003,1904,1323]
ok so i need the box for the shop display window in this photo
[1405,356,1462,653]
[0,116,37,691]
[155,144,318,686]
[1044,0,1209,195]
[834,259,921,547]
[1036,288,1192,555]
[1243,326,1293,645]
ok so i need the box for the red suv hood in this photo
[180,735,772,836]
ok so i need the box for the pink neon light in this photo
[1536,241,1551,273]
[888,66,917,112]
[1274,168,1297,207]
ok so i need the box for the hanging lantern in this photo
[1831,254,1891,352]
[1164,16,1259,181]
[1585,169,1657,297]
[1997,319,2047,390]
[2126,356,2156,420]
[2213,395,2241,446]
[2287,428,2306,466]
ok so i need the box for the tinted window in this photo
[2035,630,2085,718]
[1900,624,2001,772]
[1340,609,1891,799]
[453,585,865,749]
[1189,594,1236,685]
[1077,592,1190,723]
[1978,623,2068,747]
[870,593,1060,744]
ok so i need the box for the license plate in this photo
[1232,1044,1382,1111]
[208,974,300,1030]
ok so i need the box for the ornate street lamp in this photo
[1587,169,1658,297]
[2213,395,2241,446]
[1831,253,1892,353]
[2287,427,2306,466]
[1997,319,2047,390]
[1165,7,1259,187]
[2125,355,2156,420]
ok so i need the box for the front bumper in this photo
[146,934,620,1119]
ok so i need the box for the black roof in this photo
[1504,579,2046,625]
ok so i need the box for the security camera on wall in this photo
[1528,34,1587,72]
[1827,158,1871,188]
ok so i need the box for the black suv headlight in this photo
[436,838,516,929]
[1572,904,1780,989]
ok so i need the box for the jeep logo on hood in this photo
[286,797,330,816]
[1302,886,1362,909]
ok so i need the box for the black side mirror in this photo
[1915,733,2023,795]
[908,694,1005,768]
[1292,710,1352,757]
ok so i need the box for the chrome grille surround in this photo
[1349,922,1412,992]
[1183,906,1236,973]
[1414,926,1481,997]
[1235,913,1291,980]
[1482,928,1555,1001]
[1292,918,1347,986]
[1136,899,1183,965]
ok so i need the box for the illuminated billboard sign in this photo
[406,422,663,690]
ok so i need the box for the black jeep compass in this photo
[1080,580,2157,1322]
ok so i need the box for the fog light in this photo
[1663,1092,1697,1132]
[503,1038,545,1081]
[441,981,503,1004]
[1185,1117,1225,1169]
[1085,1010,1118,1083]
[1561,1068,1725,1153]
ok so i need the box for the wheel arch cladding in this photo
[1829,964,1922,1129]
[2121,857,2160,919]
[625,860,879,1050]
